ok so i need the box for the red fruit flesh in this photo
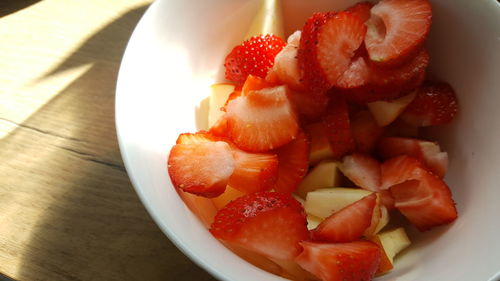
[210,192,309,261]
[288,89,330,121]
[225,85,299,152]
[346,1,374,23]
[350,110,384,153]
[311,193,377,242]
[378,137,448,178]
[401,81,459,127]
[322,96,355,159]
[274,132,310,194]
[168,141,234,198]
[338,49,429,103]
[224,34,286,83]
[299,12,366,92]
[382,156,457,231]
[365,0,432,66]
[341,153,381,192]
[228,149,279,194]
[295,241,381,281]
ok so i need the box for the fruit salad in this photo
[167,0,459,280]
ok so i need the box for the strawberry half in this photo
[210,192,309,261]
[364,0,432,66]
[224,34,286,83]
[350,110,384,153]
[225,84,299,152]
[378,137,448,178]
[168,140,234,198]
[274,132,310,194]
[337,49,429,103]
[228,148,279,194]
[295,241,381,281]
[400,81,459,127]
[298,12,367,93]
[340,153,381,192]
[346,1,374,23]
[322,96,355,159]
[311,193,377,242]
[381,156,458,231]
[288,89,330,121]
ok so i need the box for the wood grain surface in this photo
[0,1,216,280]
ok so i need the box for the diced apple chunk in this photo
[368,91,416,126]
[208,84,236,127]
[304,188,372,219]
[369,227,411,274]
[295,161,341,199]
[306,214,323,230]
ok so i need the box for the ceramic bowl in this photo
[115,0,500,280]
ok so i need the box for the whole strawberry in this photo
[224,34,286,83]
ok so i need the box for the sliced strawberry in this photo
[338,49,429,103]
[322,96,355,159]
[340,153,381,192]
[224,34,286,83]
[364,0,432,66]
[295,241,381,281]
[299,12,366,92]
[350,110,384,153]
[210,192,309,260]
[346,1,374,23]
[168,141,234,198]
[381,156,457,231]
[379,189,396,211]
[311,193,377,242]
[378,137,448,178]
[400,81,459,127]
[225,85,299,152]
[176,131,221,144]
[209,116,229,137]
[241,74,276,94]
[274,132,310,194]
[288,89,330,121]
[266,31,305,91]
[228,148,278,194]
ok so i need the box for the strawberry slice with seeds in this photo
[346,1,374,23]
[210,192,309,261]
[364,0,432,66]
[295,241,381,281]
[322,96,355,159]
[224,34,286,83]
[311,193,377,242]
[225,84,299,152]
[350,110,384,153]
[381,156,458,231]
[299,12,367,92]
[168,141,234,198]
[274,132,310,194]
[338,49,429,103]
[400,81,459,127]
[340,153,381,192]
[378,137,448,178]
[228,148,279,194]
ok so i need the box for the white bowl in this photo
[115,0,500,280]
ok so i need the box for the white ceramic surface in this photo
[115,1,500,280]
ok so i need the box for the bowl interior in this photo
[115,0,500,280]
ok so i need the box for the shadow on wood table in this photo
[0,4,216,281]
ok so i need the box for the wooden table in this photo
[0,1,216,280]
